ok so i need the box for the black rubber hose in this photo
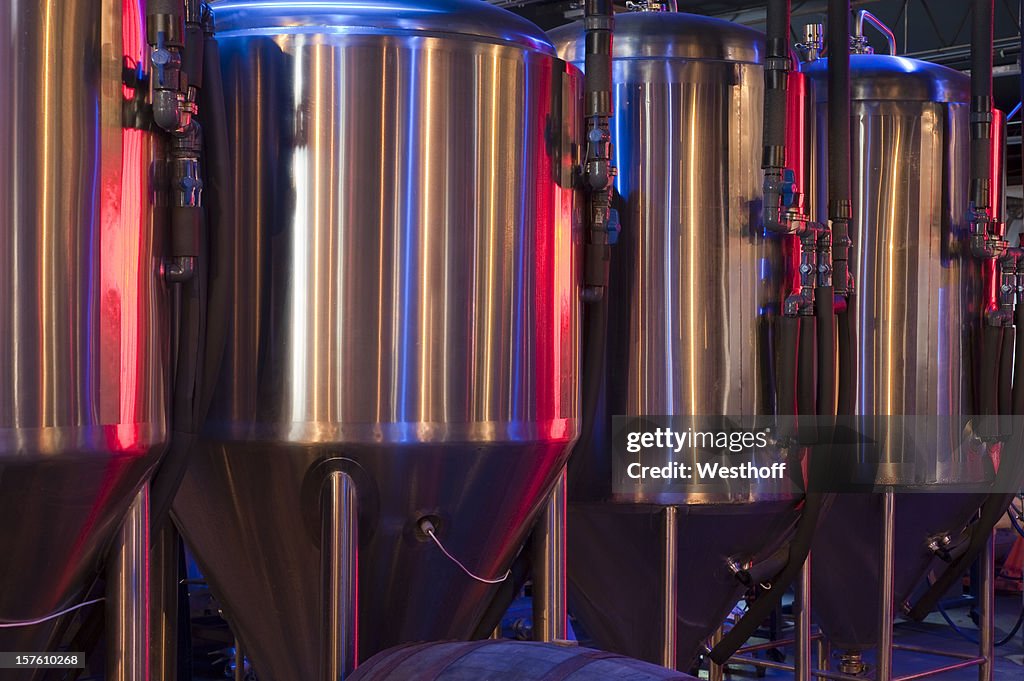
[828,0,852,296]
[150,30,235,533]
[999,325,1014,422]
[978,324,1003,439]
[566,276,610,493]
[470,548,532,639]
[837,303,856,416]
[971,0,994,210]
[147,0,186,47]
[584,0,613,120]
[906,493,1017,621]
[710,304,836,663]
[776,315,800,439]
[1015,299,1024,414]
[196,31,234,423]
[797,316,817,443]
[816,287,836,423]
[762,0,791,169]
[709,491,826,664]
[827,1,850,210]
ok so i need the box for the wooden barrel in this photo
[349,640,698,680]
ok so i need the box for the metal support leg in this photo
[817,636,831,672]
[107,484,150,681]
[151,518,180,681]
[661,506,678,670]
[978,530,995,681]
[235,638,245,681]
[709,626,724,681]
[321,470,358,681]
[797,553,813,681]
[533,470,567,642]
[877,491,896,681]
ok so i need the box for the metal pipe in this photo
[235,639,245,681]
[817,636,831,672]
[320,470,358,681]
[796,555,812,681]
[877,491,896,681]
[736,632,823,655]
[151,519,180,681]
[728,656,795,673]
[660,506,678,669]
[709,627,725,681]
[893,659,986,681]
[978,531,995,681]
[532,470,567,642]
[852,10,897,55]
[107,485,150,681]
[891,644,986,660]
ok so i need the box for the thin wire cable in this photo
[426,529,510,584]
[0,597,105,628]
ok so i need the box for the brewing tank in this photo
[550,9,808,669]
[170,1,582,679]
[0,0,169,664]
[803,54,993,652]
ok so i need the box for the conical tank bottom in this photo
[811,493,986,651]
[173,440,570,681]
[0,449,160,675]
[567,502,801,671]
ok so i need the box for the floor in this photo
[715,593,1024,680]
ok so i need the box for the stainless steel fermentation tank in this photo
[550,10,810,669]
[0,0,169,671]
[803,54,995,653]
[170,1,582,679]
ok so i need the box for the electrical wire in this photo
[936,601,1024,647]
[0,598,105,629]
[1009,502,1024,538]
[425,527,511,585]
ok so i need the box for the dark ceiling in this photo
[494,1,1024,180]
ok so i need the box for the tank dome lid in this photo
[802,55,969,103]
[210,0,556,55]
[549,11,763,64]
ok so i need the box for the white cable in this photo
[0,597,105,628]
[426,528,510,585]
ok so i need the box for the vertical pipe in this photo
[320,471,358,681]
[978,531,995,681]
[708,627,725,681]
[828,0,852,297]
[971,0,995,212]
[817,636,831,672]
[796,555,812,681]
[876,491,896,681]
[107,485,151,681]
[234,639,244,681]
[151,519,180,681]
[660,506,679,669]
[532,470,567,642]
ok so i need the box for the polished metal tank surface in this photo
[550,11,803,669]
[0,0,169,665]
[803,55,988,651]
[170,1,581,678]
